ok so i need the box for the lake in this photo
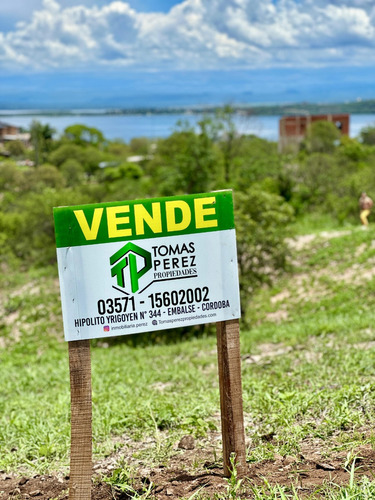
[1,112,375,142]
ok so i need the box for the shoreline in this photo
[1,99,375,118]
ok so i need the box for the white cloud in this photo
[1,0,375,70]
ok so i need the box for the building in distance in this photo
[279,113,350,153]
[0,121,30,144]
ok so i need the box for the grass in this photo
[290,212,346,235]
[103,459,154,498]
[2,222,375,497]
[0,270,221,472]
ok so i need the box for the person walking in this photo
[359,192,373,227]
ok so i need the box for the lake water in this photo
[2,112,375,142]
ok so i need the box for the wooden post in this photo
[68,340,92,500]
[216,319,246,477]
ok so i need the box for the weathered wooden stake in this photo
[68,340,92,500]
[216,319,246,477]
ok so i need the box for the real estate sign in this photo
[54,191,240,341]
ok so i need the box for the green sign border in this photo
[54,191,235,248]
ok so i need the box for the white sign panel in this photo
[54,192,240,341]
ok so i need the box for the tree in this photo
[98,162,143,183]
[63,124,105,147]
[304,120,341,154]
[214,105,243,183]
[30,121,56,166]
[359,125,375,146]
[49,143,104,175]
[338,135,369,162]
[106,140,131,159]
[0,161,23,191]
[151,120,219,195]
[60,159,85,186]
[232,135,285,192]
[129,137,152,155]
[22,164,66,191]
[291,153,338,211]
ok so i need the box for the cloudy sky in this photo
[1,0,375,108]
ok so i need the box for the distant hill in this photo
[244,100,375,116]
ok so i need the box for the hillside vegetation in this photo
[2,220,375,498]
[2,112,375,315]
[2,112,375,498]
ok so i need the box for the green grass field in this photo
[2,222,375,498]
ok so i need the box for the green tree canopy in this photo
[5,140,26,158]
[63,124,105,147]
[29,120,56,166]
[359,124,375,145]
[304,120,341,154]
[151,120,219,195]
[49,143,104,175]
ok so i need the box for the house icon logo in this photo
[110,242,152,293]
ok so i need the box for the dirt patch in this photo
[287,234,317,251]
[242,342,293,364]
[329,262,375,285]
[353,340,375,350]
[270,290,291,304]
[318,230,352,240]
[2,441,375,499]
[286,230,352,252]
[265,309,289,323]
[0,474,110,499]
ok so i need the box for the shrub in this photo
[234,187,294,320]
[304,120,341,154]
[0,161,23,191]
[1,188,94,267]
[359,124,375,145]
[5,140,26,158]
[60,158,86,186]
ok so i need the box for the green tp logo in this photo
[110,242,152,293]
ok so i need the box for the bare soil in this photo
[1,439,375,499]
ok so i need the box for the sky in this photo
[1,0,375,109]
